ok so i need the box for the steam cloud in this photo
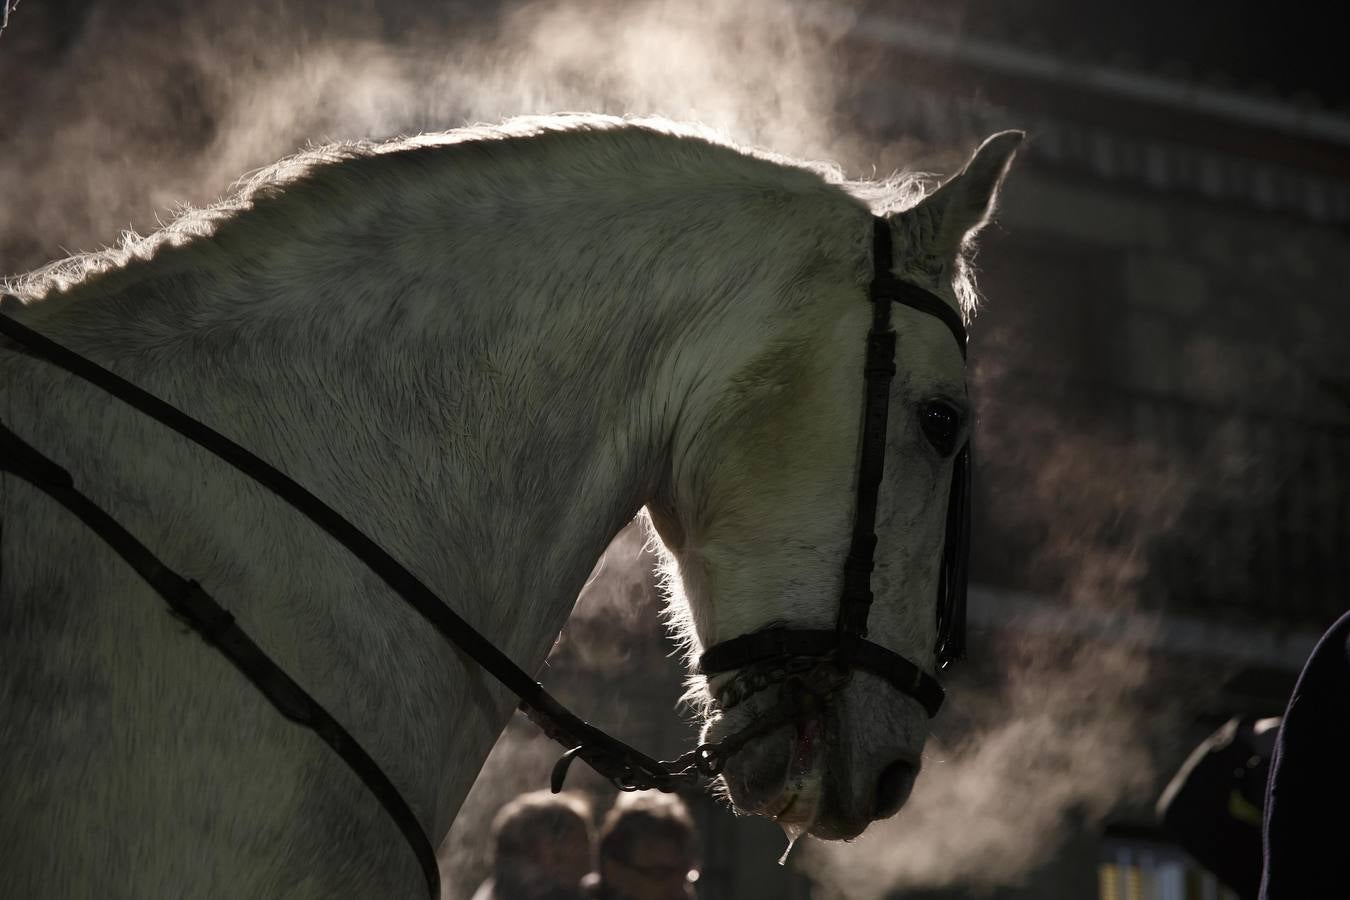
[803,643,1161,898]
[2,2,1211,898]
[0,0,910,275]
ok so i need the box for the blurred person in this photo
[1259,609,1350,900]
[472,790,594,900]
[581,792,699,900]
[1157,714,1280,899]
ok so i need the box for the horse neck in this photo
[11,223,705,841]
[17,193,770,670]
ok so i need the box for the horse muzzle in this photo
[708,667,924,840]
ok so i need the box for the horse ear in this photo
[901,130,1024,259]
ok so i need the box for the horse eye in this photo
[918,402,961,456]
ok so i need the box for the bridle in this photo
[695,216,970,722]
[0,215,969,898]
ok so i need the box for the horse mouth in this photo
[761,716,829,838]
[718,702,922,842]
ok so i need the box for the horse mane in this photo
[3,113,966,313]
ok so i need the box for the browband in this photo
[870,223,967,357]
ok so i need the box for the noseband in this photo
[696,216,970,720]
[0,215,970,899]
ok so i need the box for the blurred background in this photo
[3,1,1346,898]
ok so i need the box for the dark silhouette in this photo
[1158,715,1280,899]
[1259,609,1350,900]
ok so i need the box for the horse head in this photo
[646,131,1023,841]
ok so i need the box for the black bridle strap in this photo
[935,444,971,664]
[848,219,965,646]
[835,219,936,640]
[697,627,945,718]
[888,281,967,360]
[844,219,965,646]
[0,310,684,791]
[871,222,967,359]
[0,422,441,899]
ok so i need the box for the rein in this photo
[0,311,712,900]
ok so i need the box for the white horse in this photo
[0,114,1020,898]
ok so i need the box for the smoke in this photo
[803,641,1163,897]
[983,389,1191,610]
[551,519,656,671]
[1,2,1226,898]
[0,0,908,277]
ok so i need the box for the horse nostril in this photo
[874,758,918,819]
